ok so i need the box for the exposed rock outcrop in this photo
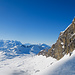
[38,18,75,60]
[38,48,49,56]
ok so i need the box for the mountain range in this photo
[0,40,50,59]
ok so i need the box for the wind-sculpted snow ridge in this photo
[0,40,50,60]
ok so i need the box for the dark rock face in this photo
[38,18,75,60]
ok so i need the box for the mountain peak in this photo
[38,18,75,60]
[72,17,75,22]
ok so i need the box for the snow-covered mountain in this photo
[0,40,75,75]
[0,18,75,75]
[0,48,75,75]
[0,40,50,59]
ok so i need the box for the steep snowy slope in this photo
[35,50,75,75]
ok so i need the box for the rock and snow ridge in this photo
[0,39,75,75]
[41,18,75,60]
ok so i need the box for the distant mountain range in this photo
[0,40,50,59]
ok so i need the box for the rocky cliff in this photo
[38,18,75,60]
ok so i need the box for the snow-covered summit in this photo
[0,40,22,48]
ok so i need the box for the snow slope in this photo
[0,50,75,75]
[0,55,56,75]
[35,50,75,75]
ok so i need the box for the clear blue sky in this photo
[0,0,75,46]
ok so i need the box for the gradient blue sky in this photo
[0,0,75,45]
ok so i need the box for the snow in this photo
[62,45,64,48]
[61,42,64,45]
[35,50,75,75]
[0,54,56,75]
[1,50,75,75]
[0,40,50,58]
[0,40,75,75]
[71,33,75,37]
[60,23,72,35]
[0,40,52,75]
[61,42,64,48]
[69,33,75,40]
[0,49,75,75]
[61,18,75,35]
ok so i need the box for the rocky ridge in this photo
[38,18,75,60]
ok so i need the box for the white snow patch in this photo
[61,42,64,45]
[62,45,64,48]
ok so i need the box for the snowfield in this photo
[0,40,75,75]
[36,50,75,75]
[0,54,56,75]
[0,50,75,75]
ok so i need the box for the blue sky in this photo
[0,0,75,46]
